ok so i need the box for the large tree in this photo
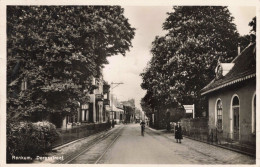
[7,6,135,122]
[238,16,256,51]
[141,6,240,119]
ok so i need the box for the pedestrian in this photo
[140,120,145,136]
[112,120,115,128]
[175,122,183,143]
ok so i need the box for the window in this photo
[232,95,240,138]
[21,79,27,91]
[216,100,223,129]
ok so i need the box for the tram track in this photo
[94,128,122,164]
[57,125,124,164]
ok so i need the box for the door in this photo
[96,103,99,122]
[233,107,239,140]
[89,103,93,122]
[120,113,123,120]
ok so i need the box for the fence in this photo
[180,118,256,156]
[52,122,111,148]
[181,117,209,141]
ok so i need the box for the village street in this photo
[6,6,257,165]
[44,124,255,164]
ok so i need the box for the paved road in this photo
[50,124,255,164]
[98,124,190,164]
[98,124,255,164]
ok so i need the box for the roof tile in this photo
[201,43,256,95]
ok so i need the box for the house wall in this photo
[208,79,256,144]
[94,77,104,123]
[59,75,107,128]
[96,101,104,122]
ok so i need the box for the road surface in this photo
[68,124,255,164]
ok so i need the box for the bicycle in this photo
[140,121,145,136]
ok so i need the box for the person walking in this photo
[112,119,115,128]
[140,120,145,136]
[175,122,183,143]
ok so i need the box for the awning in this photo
[112,105,124,112]
[105,105,112,111]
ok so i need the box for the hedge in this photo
[7,121,60,163]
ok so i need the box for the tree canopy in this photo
[238,16,256,51]
[141,6,243,118]
[7,6,135,122]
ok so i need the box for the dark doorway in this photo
[89,103,93,122]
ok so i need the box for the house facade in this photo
[61,76,109,129]
[201,42,256,145]
[122,99,136,123]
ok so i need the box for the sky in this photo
[103,6,256,110]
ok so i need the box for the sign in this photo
[185,109,193,113]
[183,104,195,118]
[81,104,89,110]
[89,94,95,102]
[103,99,110,105]
[105,105,111,111]
[95,94,104,101]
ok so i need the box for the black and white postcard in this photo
[1,0,259,166]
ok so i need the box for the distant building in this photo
[201,42,256,145]
[134,109,141,122]
[61,76,109,129]
[122,99,135,123]
[111,104,124,124]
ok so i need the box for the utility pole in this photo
[110,82,123,127]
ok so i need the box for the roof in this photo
[112,105,124,112]
[201,43,256,95]
[121,99,135,108]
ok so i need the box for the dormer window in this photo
[216,65,223,79]
[215,63,234,80]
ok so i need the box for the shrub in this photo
[7,121,60,163]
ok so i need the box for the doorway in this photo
[232,96,240,140]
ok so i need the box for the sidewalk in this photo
[147,126,256,157]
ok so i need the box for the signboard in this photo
[185,109,193,113]
[183,104,195,118]
[64,108,71,112]
[103,99,110,105]
[81,104,89,109]
[95,94,104,101]
[105,105,111,111]
[89,94,95,102]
